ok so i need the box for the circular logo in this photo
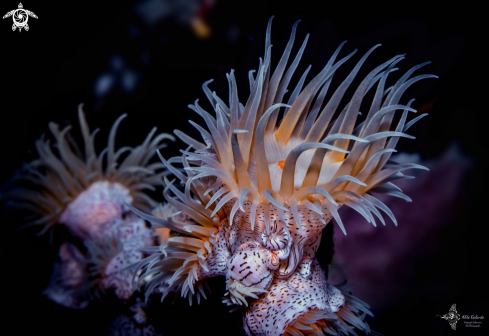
[13,9,27,27]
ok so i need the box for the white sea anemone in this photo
[7,104,174,238]
[130,17,433,335]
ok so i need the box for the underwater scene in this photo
[1,1,486,335]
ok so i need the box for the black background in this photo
[0,1,487,335]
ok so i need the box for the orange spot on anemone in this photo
[277,160,285,170]
[271,253,279,267]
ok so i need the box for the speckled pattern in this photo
[197,218,231,279]
[220,199,333,281]
[97,215,154,299]
[193,198,337,310]
[226,245,278,290]
[243,259,344,335]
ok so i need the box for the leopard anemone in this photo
[131,17,433,335]
[7,104,174,239]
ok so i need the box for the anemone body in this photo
[58,181,133,239]
[243,259,372,336]
[132,17,433,335]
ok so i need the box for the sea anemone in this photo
[6,104,174,239]
[130,17,434,335]
[7,105,173,305]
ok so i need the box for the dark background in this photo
[0,0,486,335]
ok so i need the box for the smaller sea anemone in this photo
[8,105,173,306]
[6,104,174,239]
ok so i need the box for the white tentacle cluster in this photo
[131,17,433,335]
[6,105,174,237]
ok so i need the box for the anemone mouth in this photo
[270,253,280,267]
[261,218,290,251]
[6,104,173,236]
